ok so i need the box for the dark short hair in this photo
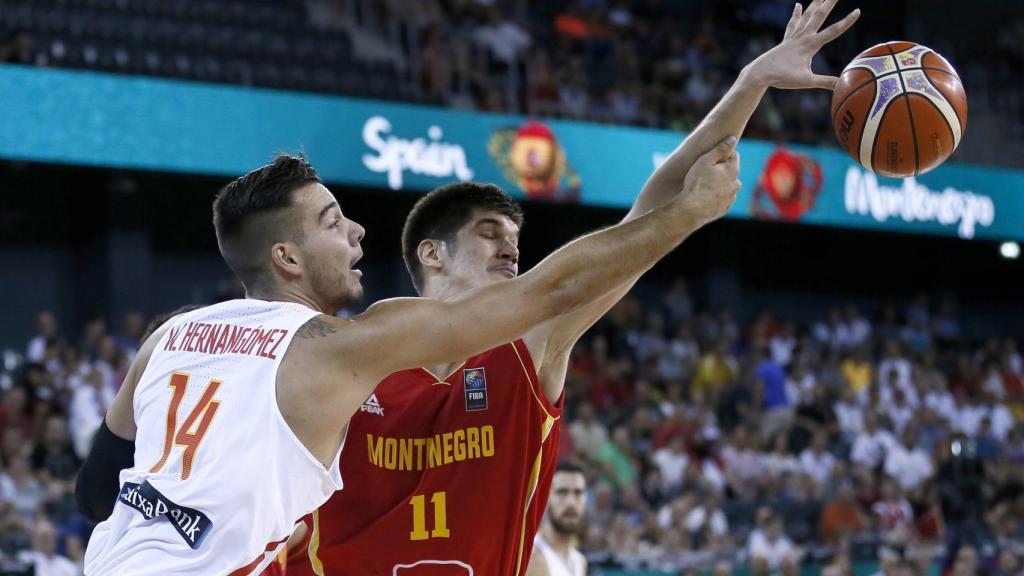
[401,182,523,293]
[555,459,586,476]
[212,155,322,289]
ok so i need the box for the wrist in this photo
[741,59,774,90]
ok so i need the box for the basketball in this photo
[831,41,968,178]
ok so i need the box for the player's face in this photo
[295,183,366,312]
[445,209,520,289]
[547,471,586,536]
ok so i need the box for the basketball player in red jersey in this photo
[281,2,858,575]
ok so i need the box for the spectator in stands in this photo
[68,367,114,459]
[16,519,79,576]
[851,414,896,470]
[819,480,867,545]
[595,425,639,490]
[691,339,737,402]
[883,429,934,493]
[1,455,47,522]
[0,386,33,447]
[834,385,864,440]
[569,401,607,461]
[652,435,688,495]
[31,416,80,489]
[684,490,728,543]
[840,347,873,394]
[755,345,792,440]
[872,478,915,543]
[26,311,58,363]
[994,548,1021,576]
[800,431,836,487]
[748,514,799,576]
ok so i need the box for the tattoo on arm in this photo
[297,315,338,339]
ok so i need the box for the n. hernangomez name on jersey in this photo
[366,426,496,471]
[163,321,289,360]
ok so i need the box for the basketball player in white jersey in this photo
[77,142,741,575]
[529,461,588,576]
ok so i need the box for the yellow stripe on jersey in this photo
[308,509,325,576]
[513,414,556,576]
[511,341,560,422]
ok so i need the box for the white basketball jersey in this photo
[533,535,586,576]
[85,300,343,576]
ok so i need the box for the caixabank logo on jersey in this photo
[118,481,212,549]
[488,121,582,202]
[463,367,488,412]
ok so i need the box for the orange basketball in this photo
[831,41,967,178]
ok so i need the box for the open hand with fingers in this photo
[745,0,861,91]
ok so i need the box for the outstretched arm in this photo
[524,0,860,401]
[294,138,741,424]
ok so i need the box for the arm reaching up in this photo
[285,137,741,448]
[631,0,859,221]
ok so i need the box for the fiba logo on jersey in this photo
[463,368,488,412]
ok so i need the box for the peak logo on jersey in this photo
[360,393,384,416]
[118,481,213,549]
[463,368,488,412]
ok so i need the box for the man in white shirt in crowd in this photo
[652,435,689,493]
[878,340,912,392]
[749,514,800,576]
[528,461,588,576]
[851,414,896,469]
[924,376,957,424]
[884,429,934,493]
[26,310,58,363]
[833,386,864,439]
[685,490,729,541]
[18,520,79,576]
[845,305,872,348]
[800,431,836,487]
[569,402,608,460]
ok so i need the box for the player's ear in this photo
[417,238,444,273]
[270,241,303,279]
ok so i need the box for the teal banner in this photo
[1,65,1021,241]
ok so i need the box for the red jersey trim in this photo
[510,339,563,420]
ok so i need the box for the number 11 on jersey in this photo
[409,491,449,540]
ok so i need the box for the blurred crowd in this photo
[558,282,1024,575]
[365,0,839,144]
[2,279,1023,575]
[3,0,1023,153]
[0,310,142,575]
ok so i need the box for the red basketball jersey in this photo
[288,339,562,576]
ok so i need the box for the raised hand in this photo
[746,0,860,90]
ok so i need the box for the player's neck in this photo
[421,274,480,304]
[542,522,576,557]
[420,276,482,378]
[247,285,334,315]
